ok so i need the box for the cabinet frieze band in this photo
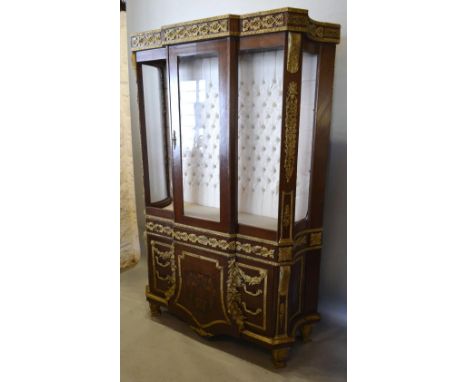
[146,219,275,259]
[131,8,340,51]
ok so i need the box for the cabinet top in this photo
[130,7,340,51]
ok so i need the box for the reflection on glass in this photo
[179,55,220,221]
[142,64,169,203]
[237,49,284,230]
[295,52,318,221]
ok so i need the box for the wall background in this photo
[125,0,347,325]
[121,10,140,270]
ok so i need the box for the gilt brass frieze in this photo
[146,220,275,259]
[163,19,230,45]
[241,13,285,33]
[131,8,340,51]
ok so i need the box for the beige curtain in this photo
[120,11,140,270]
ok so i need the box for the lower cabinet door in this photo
[169,243,238,337]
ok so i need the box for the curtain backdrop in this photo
[121,11,140,270]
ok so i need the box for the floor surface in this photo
[121,260,346,382]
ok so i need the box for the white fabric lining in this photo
[295,52,318,221]
[142,64,169,203]
[179,56,221,220]
[238,49,284,220]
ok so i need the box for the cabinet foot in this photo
[300,322,314,343]
[271,347,290,368]
[149,302,162,317]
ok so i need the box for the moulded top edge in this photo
[130,8,340,51]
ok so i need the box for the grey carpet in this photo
[121,260,346,382]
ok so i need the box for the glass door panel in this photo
[237,48,284,230]
[295,51,318,222]
[178,55,221,222]
[141,64,170,204]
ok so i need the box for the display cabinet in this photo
[131,7,340,367]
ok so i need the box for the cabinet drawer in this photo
[148,239,174,296]
[237,262,269,332]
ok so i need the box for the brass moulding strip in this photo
[241,7,308,17]
[145,285,168,306]
[146,231,172,241]
[290,313,321,337]
[131,8,340,51]
[235,233,277,246]
[190,326,214,338]
[162,14,238,28]
[241,330,294,346]
[146,214,174,224]
[235,253,279,267]
[174,241,232,258]
[174,221,236,238]
[175,240,281,267]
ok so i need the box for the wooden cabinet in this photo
[131,7,340,367]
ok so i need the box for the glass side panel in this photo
[238,49,284,230]
[179,55,220,222]
[142,64,169,204]
[295,52,318,222]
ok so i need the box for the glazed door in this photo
[168,39,236,232]
[135,47,174,219]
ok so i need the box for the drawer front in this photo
[148,238,175,298]
[237,262,269,333]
